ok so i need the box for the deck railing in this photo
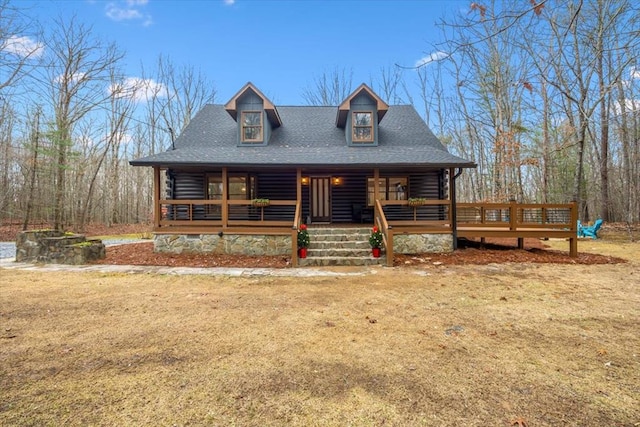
[456,200,578,257]
[456,201,577,230]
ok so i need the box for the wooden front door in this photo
[310,177,331,223]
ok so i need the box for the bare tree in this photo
[154,55,217,136]
[301,67,353,106]
[370,65,405,104]
[0,0,42,92]
[21,106,42,229]
[40,15,125,230]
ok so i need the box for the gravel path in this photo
[0,239,146,260]
[0,242,14,260]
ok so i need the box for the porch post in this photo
[569,200,578,257]
[296,167,302,206]
[153,166,161,229]
[449,168,457,249]
[373,168,380,204]
[222,167,228,228]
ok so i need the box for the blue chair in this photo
[577,218,603,239]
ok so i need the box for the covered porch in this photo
[150,166,578,267]
[151,165,453,230]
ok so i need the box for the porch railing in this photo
[291,200,302,268]
[157,199,297,229]
[374,199,454,267]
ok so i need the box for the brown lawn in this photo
[1,234,639,426]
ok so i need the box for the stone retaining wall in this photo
[393,233,453,254]
[15,230,106,265]
[154,234,291,256]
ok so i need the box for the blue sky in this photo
[27,0,468,105]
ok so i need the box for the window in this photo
[207,175,255,200]
[206,174,256,216]
[352,112,373,142]
[241,111,263,142]
[367,177,408,206]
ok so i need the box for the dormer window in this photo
[336,84,389,147]
[352,112,373,142]
[241,111,263,142]
[225,83,282,146]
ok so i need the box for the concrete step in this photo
[309,240,371,250]
[307,247,374,257]
[298,255,384,267]
[307,227,370,235]
[299,227,383,267]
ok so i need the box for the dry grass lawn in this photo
[1,238,639,426]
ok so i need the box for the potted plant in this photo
[297,224,310,258]
[408,197,427,207]
[369,226,383,258]
[252,198,270,207]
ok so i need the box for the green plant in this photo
[297,224,310,248]
[369,226,383,248]
[408,197,427,206]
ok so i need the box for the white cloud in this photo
[631,66,640,80]
[55,72,87,85]
[105,1,152,25]
[224,0,236,4]
[109,77,168,102]
[2,35,44,58]
[414,51,449,68]
[612,99,640,116]
[108,130,134,146]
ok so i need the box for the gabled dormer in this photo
[224,82,282,146]
[336,83,389,146]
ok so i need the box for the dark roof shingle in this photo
[130,104,475,168]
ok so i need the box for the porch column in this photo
[449,168,464,250]
[373,168,380,203]
[222,167,228,228]
[153,166,161,229]
[296,167,302,206]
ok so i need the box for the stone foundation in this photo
[393,233,453,254]
[15,230,106,265]
[154,234,291,256]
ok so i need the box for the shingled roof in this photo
[130,103,475,169]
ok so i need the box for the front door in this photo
[310,177,331,223]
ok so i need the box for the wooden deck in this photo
[455,201,577,255]
[373,200,578,266]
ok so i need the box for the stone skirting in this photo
[393,233,454,254]
[15,230,106,265]
[154,234,291,256]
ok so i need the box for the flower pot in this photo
[299,247,307,258]
[372,247,381,258]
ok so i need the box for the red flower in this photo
[300,224,307,230]
[372,226,378,233]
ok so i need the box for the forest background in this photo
[0,0,638,232]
